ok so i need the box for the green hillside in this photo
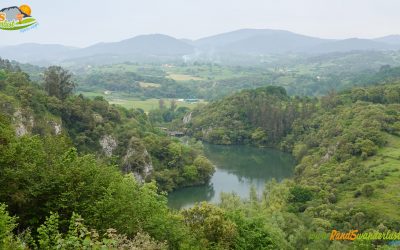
[1,57,400,249]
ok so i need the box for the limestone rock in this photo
[100,135,117,157]
[122,137,154,183]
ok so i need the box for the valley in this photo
[2,56,400,249]
[1,16,400,248]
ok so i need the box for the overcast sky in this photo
[0,0,399,47]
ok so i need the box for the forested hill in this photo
[0,58,214,193]
[2,56,400,249]
[185,83,400,147]
[183,80,400,243]
[185,86,317,145]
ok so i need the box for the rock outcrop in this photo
[122,137,153,183]
[13,110,33,137]
[99,135,117,157]
[48,120,62,135]
[183,112,192,124]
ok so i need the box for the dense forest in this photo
[183,86,317,145]
[0,59,214,193]
[1,57,400,249]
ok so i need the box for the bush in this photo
[361,184,374,197]
[0,204,24,250]
[293,144,308,161]
[289,186,313,203]
[354,190,362,198]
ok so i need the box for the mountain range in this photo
[1,29,400,65]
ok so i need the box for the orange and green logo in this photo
[0,5,38,31]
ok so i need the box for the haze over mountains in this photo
[1,29,400,65]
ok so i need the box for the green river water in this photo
[168,144,295,209]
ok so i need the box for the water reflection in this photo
[168,144,295,209]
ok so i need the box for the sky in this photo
[0,0,399,48]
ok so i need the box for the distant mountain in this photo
[309,38,397,54]
[72,34,194,58]
[194,29,399,55]
[1,30,400,65]
[195,29,330,53]
[374,35,400,45]
[0,43,76,64]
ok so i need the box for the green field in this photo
[337,133,400,222]
[78,91,207,111]
[138,82,161,88]
[167,73,204,81]
[109,98,207,111]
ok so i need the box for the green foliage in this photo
[37,212,62,249]
[3,60,400,249]
[0,117,189,247]
[182,202,238,249]
[43,66,76,100]
[289,186,313,203]
[36,212,168,250]
[88,178,184,245]
[145,135,214,191]
[361,184,374,197]
[77,69,195,99]
[0,204,24,250]
[193,156,215,182]
[0,65,214,192]
[186,86,316,146]
[251,127,268,145]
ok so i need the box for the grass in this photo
[109,98,207,111]
[138,82,161,88]
[78,91,207,112]
[167,73,203,81]
[337,133,400,222]
[166,65,259,81]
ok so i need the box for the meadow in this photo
[337,133,400,222]
[78,90,207,111]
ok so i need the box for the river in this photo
[167,143,295,209]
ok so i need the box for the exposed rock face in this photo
[48,121,62,135]
[122,137,153,183]
[321,142,339,163]
[202,127,213,139]
[54,124,62,135]
[183,112,192,124]
[13,110,32,137]
[100,135,117,157]
[15,122,27,137]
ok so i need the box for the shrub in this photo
[289,186,313,203]
[361,184,374,197]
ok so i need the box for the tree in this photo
[361,184,374,197]
[158,99,165,109]
[43,66,75,100]
[193,156,215,182]
[36,212,168,250]
[182,202,237,249]
[0,204,25,250]
[170,99,177,111]
[251,128,268,145]
[289,186,313,203]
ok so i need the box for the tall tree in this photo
[158,99,165,109]
[43,66,75,100]
[170,99,177,111]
